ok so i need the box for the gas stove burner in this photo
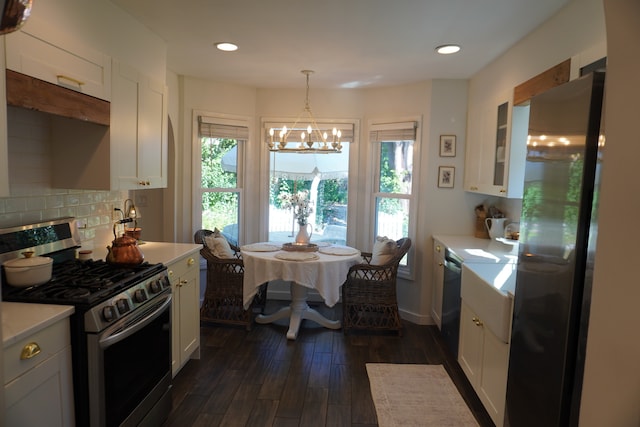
[53,287,92,300]
[3,256,166,306]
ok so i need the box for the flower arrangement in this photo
[278,190,313,226]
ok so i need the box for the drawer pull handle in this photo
[179,279,188,285]
[56,74,85,87]
[472,317,483,327]
[187,258,195,266]
[20,342,41,360]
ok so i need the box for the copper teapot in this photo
[106,220,144,266]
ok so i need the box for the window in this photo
[195,115,247,245]
[370,121,418,269]
[265,123,354,245]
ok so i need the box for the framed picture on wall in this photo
[438,166,455,188]
[439,135,456,157]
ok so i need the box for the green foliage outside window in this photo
[201,137,239,232]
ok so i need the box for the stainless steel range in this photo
[1,217,172,427]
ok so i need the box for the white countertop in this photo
[433,234,519,264]
[2,302,74,347]
[85,241,201,265]
[137,241,201,265]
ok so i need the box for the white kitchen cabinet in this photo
[464,91,529,199]
[431,239,445,329]
[111,60,168,190]
[4,27,111,101]
[168,250,201,377]
[458,301,510,427]
[3,318,74,427]
[48,59,168,191]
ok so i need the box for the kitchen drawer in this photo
[167,253,198,284]
[3,318,70,384]
[5,30,111,101]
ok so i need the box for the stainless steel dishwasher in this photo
[441,248,462,357]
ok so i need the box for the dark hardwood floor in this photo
[164,300,494,427]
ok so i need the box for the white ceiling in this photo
[109,0,569,89]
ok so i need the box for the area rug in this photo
[366,363,479,427]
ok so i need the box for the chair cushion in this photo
[204,228,235,259]
[371,236,397,265]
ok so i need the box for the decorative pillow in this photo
[370,236,397,265]
[204,228,235,259]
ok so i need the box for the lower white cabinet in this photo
[168,250,201,377]
[3,318,74,427]
[431,239,445,329]
[458,301,510,427]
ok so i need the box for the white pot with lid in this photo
[3,251,53,287]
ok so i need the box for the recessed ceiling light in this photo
[435,44,461,55]
[216,42,238,52]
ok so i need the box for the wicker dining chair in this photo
[341,237,412,336]
[194,229,268,330]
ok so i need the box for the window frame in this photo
[260,117,360,245]
[192,111,249,243]
[369,118,421,279]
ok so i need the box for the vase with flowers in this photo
[279,190,314,244]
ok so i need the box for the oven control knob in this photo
[102,306,116,322]
[161,276,171,289]
[116,298,130,315]
[134,289,148,303]
[149,280,162,294]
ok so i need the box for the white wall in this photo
[580,1,640,425]
[176,77,479,323]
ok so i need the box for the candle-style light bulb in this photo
[268,128,275,149]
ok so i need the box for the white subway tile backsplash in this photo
[1,107,128,249]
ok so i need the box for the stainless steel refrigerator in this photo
[505,71,605,427]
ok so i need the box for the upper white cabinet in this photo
[111,60,168,190]
[4,28,111,101]
[464,90,528,199]
[47,59,168,191]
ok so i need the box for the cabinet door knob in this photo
[472,317,483,327]
[438,262,443,267]
[436,245,441,252]
[20,342,42,360]
[187,257,195,266]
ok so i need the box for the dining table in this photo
[241,242,362,339]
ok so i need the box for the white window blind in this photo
[369,121,417,142]
[199,116,249,139]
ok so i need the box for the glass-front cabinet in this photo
[464,91,529,199]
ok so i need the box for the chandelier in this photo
[267,70,342,153]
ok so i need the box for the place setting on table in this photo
[240,240,362,340]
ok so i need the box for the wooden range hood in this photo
[6,69,110,126]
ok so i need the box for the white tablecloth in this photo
[241,245,362,308]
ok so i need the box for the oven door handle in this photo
[98,293,172,349]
